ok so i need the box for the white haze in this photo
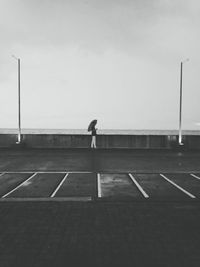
[0,0,200,130]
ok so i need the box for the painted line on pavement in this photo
[190,174,200,180]
[50,173,69,197]
[2,173,38,198]
[128,173,149,198]
[160,174,196,198]
[97,173,102,198]
[0,172,5,177]
[0,171,92,174]
[0,196,92,202]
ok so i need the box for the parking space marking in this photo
[50,173,69,197]
[0,171,92,174]
[191,174,200,180]
[128,173,149,198]
[97,173,102,198]
[1,171,199,200]
[160,174,196,198]
[1,172,34,174]
[0,197,92,202]
[2,173,38,198]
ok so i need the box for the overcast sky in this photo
[0,0,200,130]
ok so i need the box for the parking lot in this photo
[0,148,200,266]
[0,171,200,201]
[1,148,200,201]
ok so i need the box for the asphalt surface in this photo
[0,148,200,172]
[0,148,200,267]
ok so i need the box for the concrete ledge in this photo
[1,134,200,149]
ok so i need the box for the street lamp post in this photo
[12,55,21,144]
[178,58,189,146]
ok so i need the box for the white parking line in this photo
[160,174,196,198]
[0,171,92,174]
[0,172,5,177]
[128,173,149,198]
[2,173,38,198]
[190,174,200,180]
[97,173,102,198]
[0,196,92,202]
[50,173,69,197]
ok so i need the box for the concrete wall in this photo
[1,134,200,149]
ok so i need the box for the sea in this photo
[0,128,200,135]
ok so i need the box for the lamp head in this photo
[12,55,19,60]
[182,58,189,64]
